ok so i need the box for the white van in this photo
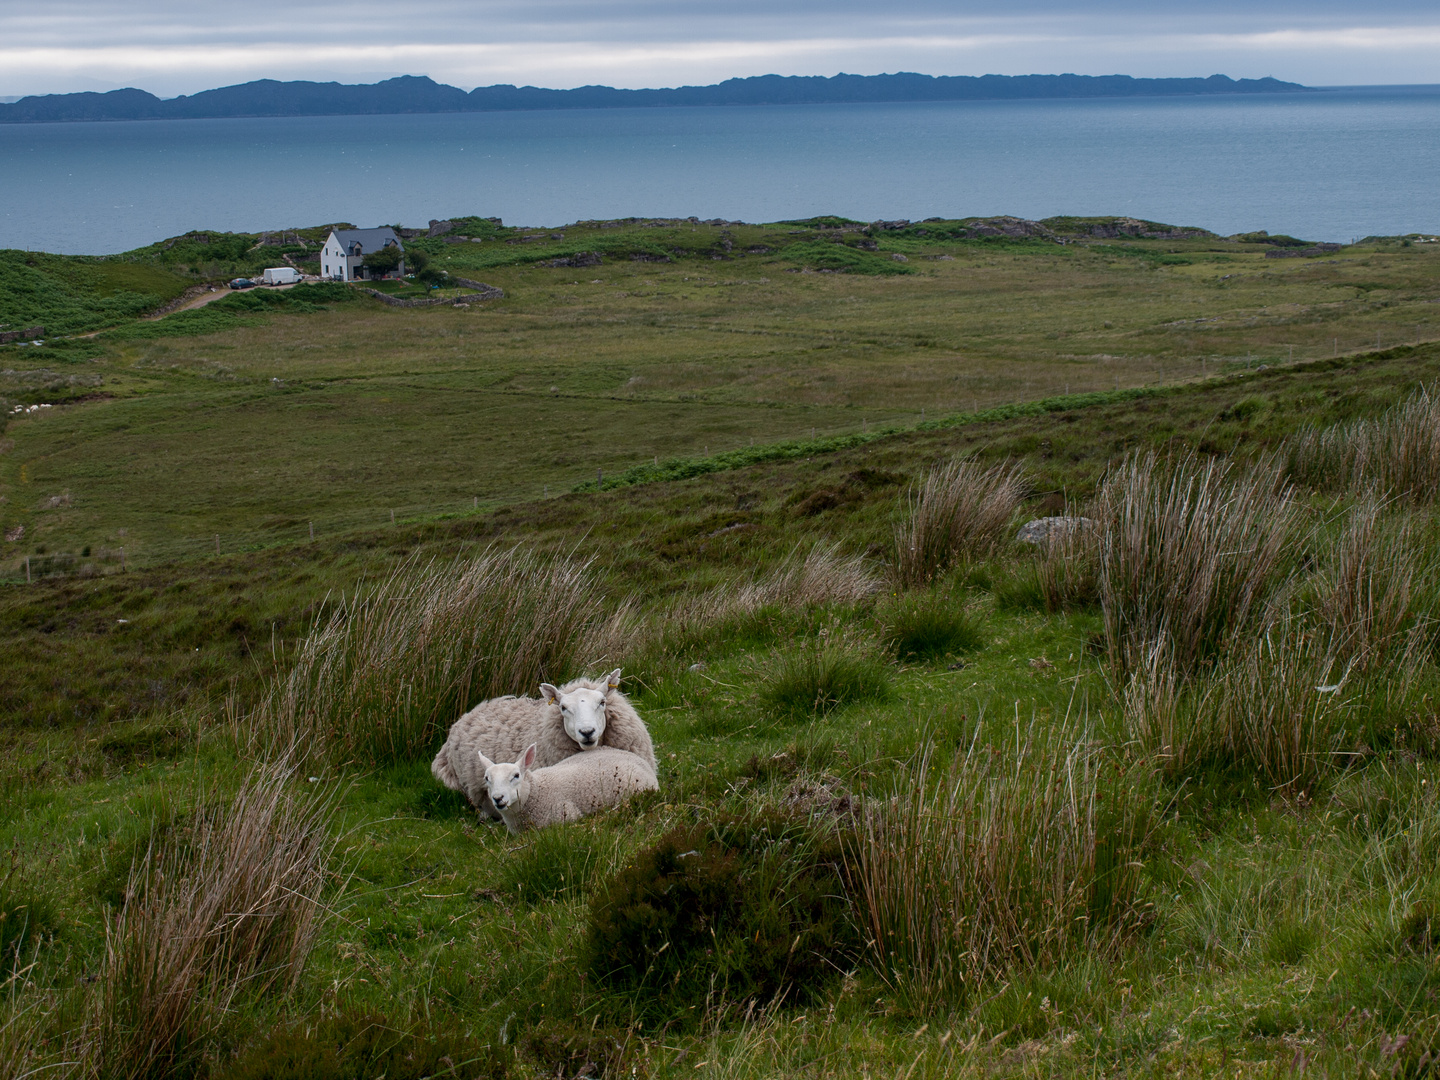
[262,266,302,286]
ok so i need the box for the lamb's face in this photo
[478,745,533,812]
[557,687,607,749]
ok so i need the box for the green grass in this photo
[2,217,1440,1078]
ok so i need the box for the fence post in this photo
[25,557,30,584]
[390,509,395,525]
[309,522,314,540]
[215,534,220,556]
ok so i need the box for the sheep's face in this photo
[541,684,610,750]
[477,745,533,812]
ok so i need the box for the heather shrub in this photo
[585,814,858,1027]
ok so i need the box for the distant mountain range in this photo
[0,72,1310,124]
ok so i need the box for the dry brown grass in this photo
[849,724,1150,1014]
[80,761,335,1080]
[894,460,1027,586]
[1288,384,1440,503]
[247,547,599,766]
[654,541,880,642]
[1096,452,1297,674]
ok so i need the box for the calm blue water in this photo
[1,87,1437,254]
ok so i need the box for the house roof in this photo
[328,227,404,256]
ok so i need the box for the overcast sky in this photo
[3,0,1438,99]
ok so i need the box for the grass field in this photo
[2,219,1438,570]
[2,216,1440,1079]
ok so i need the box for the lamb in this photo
[430,668,656,818]
[477,742,659,834]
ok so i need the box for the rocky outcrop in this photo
[548,252,602,268]
[1016,516,1097,546]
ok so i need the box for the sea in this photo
[1,85,1437,255]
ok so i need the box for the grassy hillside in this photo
[2,218,1439,1080]
[2,220,1437,571]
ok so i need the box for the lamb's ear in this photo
[539,683,561,705]
[476,750,495,771]
[605,668,622,692]
[521,743,537,771]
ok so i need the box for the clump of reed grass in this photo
[1287,384,1440,502]
[1097,451,1297,675]
[849,724,1151,1014]
[82,761,336,1080]
[1314,499,1428,676]
[1121,624,1350,791]
[894,460,1027,587]
[758,632,891,720]
[249,547,598,766]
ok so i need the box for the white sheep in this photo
[477,742,659,834]
[430,668,656,818]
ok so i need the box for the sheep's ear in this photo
[476,750,494,770]
[521,743,537,771]
[605,668,622,692]
[539,683,561,704]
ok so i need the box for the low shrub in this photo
[848,726,1153,1014]
[878,592,985,661]
[780,240,912,275]
[894,459,1027,587]
[585,813,859,1027]
[758,634,891,720]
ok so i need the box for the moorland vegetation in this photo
[1,216,1439,1078]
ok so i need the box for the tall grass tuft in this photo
[1315,500,1426,675]
[250,547,598,766]
[1287,384,1440,502]
[758,632,891,720]
[878,591,986,662]
[83,761,336,1080]
[894,460,1027,587]
[1121,625,1350,791]
[1097,452,1297,675]
[849,724,1151,1014]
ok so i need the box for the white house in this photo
[320,227,406,282]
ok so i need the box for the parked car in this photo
[229,278,256,289]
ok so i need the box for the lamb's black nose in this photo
[579,729,596,742]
